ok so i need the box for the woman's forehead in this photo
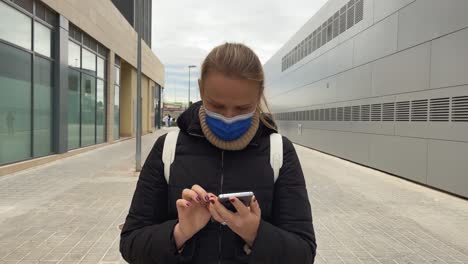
[203,72,260,101]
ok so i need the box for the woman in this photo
[120,43,316,263]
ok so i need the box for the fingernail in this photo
[210,200,215,204]
[186,202,191,207]
[253,197,257,203]
[205,195,210,201]
[229,198,235,203]
[196,196,201,202]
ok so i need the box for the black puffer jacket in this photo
[120,101,316,264]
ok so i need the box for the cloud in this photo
[152,0,328,102]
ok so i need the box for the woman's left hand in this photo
[208,194,261,247]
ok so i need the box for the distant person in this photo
[120,43,316,263]
[168,114,172,127]
[163,114,169,127]
[6,111,15,135]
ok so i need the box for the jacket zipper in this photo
[218,150,225,264]
[188,132,205,138]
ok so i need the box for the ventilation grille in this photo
[411,100,428,122]
[337,107,344,121]
[347,3,355,29]
[355,0,364,23]
[383,102,395,122]
[282,0,364,71]
[352,106,360,121]
[321,22,327,46]
[430,98,450,122]
[326,23,333,44]
[316,26,322,49]
[339,7,347,34]
[371,104,382,121]
[452,96,468,122]
[312,30,317,51]
[325,108,330,121]
[344,106,352,121]
[396,101,410,121]
[331,108,337,121]
[333,12,340,38]
[360,105,369,121]
[274,96,468,123]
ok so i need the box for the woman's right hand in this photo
[173,184,212,249]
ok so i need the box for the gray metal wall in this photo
[264,0,468,198]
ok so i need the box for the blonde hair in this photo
[199,42,277,131]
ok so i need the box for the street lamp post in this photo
[135,0,143,172]
[188,65,196,109]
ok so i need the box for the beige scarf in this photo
[198,106,260,151]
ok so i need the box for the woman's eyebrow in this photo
[206,98,224,107]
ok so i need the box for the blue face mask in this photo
[204,106,255,141]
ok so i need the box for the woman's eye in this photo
[238,106,252,111]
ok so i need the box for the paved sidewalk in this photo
[296,145,468,264]
[0,128,467,264]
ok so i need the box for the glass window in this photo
[34,21,52,57]
[0,42,31,165]
[35,1,46,21]
[45,8,56,25]
[12,0,33,13]
[82,48,96,75]
[114,85,120,140]
[97,57,105,79]
[33,56,53,157]
[96,79,105,143]
[67,68,80,150]
[81,74,96,146]
[68,41,80,68]
[114,65,120,85]
[0,1,32,50]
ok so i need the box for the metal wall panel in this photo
[371,42,430,96]
[397,0,468,51]
[336,64,372,101]
[353,13,398,66]
[369,134,427,184]
[269,77,336,111]
[430,28,468,89]
[427,140,468,198]
[325,39,354,78]
[373,0,415,23]
[342,132,370,165]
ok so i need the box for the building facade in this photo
[264,0,468,198]
[0,0,164,174]
[111,0,152,47]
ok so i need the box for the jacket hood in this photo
[177,101,277,144]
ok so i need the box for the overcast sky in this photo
[151,0,328,104]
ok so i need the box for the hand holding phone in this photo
[218,191,254,212]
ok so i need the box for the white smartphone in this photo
[218,191,254,212]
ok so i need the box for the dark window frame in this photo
[0,0,57,165]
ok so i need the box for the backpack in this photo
[162,130,283,184]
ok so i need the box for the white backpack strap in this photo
[270,133,283,183]
[162,130,180,184]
